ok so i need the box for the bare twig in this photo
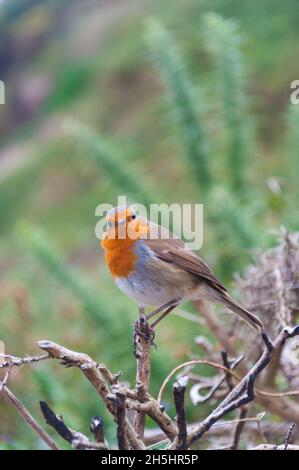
[157,359,239,404]
[144,414,283,447]
[221,351,234,391]
[189,355,244,406]
[0,386,59,450]
[115,387,128,450]
[133,305,153,439]
[193,300,237,356]
[90,416,107,448]
[37,340,115,415]
[0,362,13,390]
[251,444,299,450]
[108,389,177,441]
[0,353,50,369]
[194,336,214,354]
[40,401,106,450]
[0,310,290,451]
[173,376,188,450]
[257,389,299,398]
[37,340,145,450]
[194,301,299,426]
[284,423,296,450]
[260,345,282,388]
[229,407,248,450]
[189,375,226,406]
[97,364,120,385]
[221,351,248,450]
[187,326,299,447]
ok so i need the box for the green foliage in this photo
[66,120,152,207]
[287,104,299,190]
[19,223,110,329]
[202,13,251,195]
[145,16,260,260]
[210,188,257,249]
[208,187,261,276]
[282,104,299,229]
[145,18,212,193]
[44,63,93,112]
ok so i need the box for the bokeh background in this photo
[0,0,299,449]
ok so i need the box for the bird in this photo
[101,205,264,332]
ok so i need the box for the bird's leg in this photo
[150,305,177,328]
[134,305,156,347]
[145,299,177,321]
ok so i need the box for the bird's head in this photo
[102,205,148,241]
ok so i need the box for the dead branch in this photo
[189,355,244,406]
[0,353,50,369]
[173,376,188,450]
[221,350,234,391]
[37,340,115,415]
[40,401,106,450]
[194,300,299,426]
[229,407,248,450]
[90,416,107,448]
[221,351,248,450]
[284,423,296,450]
[37,339,145,450]
[251,444,299,450]
[108,388,177,441]
[2,290,299,452]
[193,300,237,357]
[34,324,299,451]
[187,326,299,447]
[157,358,241,404]
[144,416,291,447]
[115,387,128,450]
[0,386,59,450]
[133,305,153,439]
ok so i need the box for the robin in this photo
[101,205,264,331]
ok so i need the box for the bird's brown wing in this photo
[144,237,264,331]
[144,237,227,294]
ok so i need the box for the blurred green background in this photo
[0,0,298,449]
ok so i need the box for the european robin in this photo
[101,206,263,331]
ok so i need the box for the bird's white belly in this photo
[113,240,201,307]
[114,275,173,306]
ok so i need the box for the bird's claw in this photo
[134,319,156,347]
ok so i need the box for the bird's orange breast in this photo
[101,237,138,278]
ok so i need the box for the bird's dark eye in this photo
[105,221,113,230]
[131,214,136,220]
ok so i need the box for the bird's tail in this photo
[221,294,264,332]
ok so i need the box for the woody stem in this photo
[134,305,153,439]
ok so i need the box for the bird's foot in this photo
[134,314,156,348]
